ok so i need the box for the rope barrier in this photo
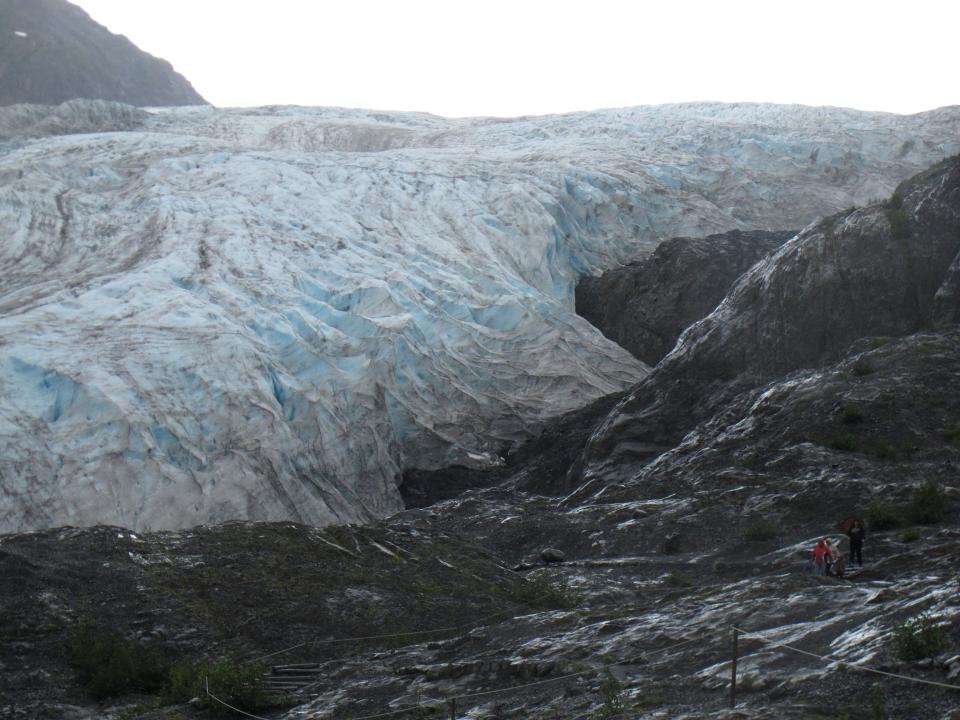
[208,631,709,718]
[220,571,957,717]
[251,626,461,663]
[204,677,274,720]
[343,699,447,720]
[454,669,591,700]
[732,625,960,692]
[249,578,574,664]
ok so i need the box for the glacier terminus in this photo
[1,100,958,533]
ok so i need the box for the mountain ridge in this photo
[0,0,206,107]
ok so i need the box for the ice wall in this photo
[1,101,958,532]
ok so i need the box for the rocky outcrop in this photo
[0,0,206,107]
[574,154,960,486]
[576,230,793,365]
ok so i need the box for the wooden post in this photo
[449,697,456,720]
[730,627,739,709]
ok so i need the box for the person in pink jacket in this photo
[812,538,831,576]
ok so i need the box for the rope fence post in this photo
[449,696,457,719]
[730,626,738,709]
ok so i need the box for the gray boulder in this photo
[540,548,566,564]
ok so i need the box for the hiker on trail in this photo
[846,519,865,566]
[827,539,846,579]
[812,538,831,576]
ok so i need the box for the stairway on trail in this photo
[265,663,325,697]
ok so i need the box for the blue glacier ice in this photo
[0,100,958,532]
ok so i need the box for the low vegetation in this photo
[865,481,949,533]
[743,518,778,542]
[664,571,694,587]
[819,431,898,461]
[892,613,948,662]
[851,357,876,376]
[66,624,168,699]
[865,500,901,531]
[167,658,269,716]
[885,192,912,241]
[908,480,948,525]
[899,528,921,543]
[67,622,270,714]
[510,570,577,610]
[840,406,865,424]
[595,665,626,720]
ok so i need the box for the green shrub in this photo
[944,422,960,447]
[865,500,901,531]
[826,433,860,452]
[886,203,912,241]
[66,624,168,699]
[743,519,778,542]
[892,613,947,661]
[899,528,920,543]
[510,571,577,610]
[664,571,694,587]
[863,439,898,462]
[841,406,865,425]
[908,480,948,525]
[166,658,268,716]
[852,358,875,376]
[595,665,625,719]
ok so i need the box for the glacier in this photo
[1,100,958,533]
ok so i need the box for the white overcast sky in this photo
[72,0,958,117]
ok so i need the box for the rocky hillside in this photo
[576,229,794,365]
[575,153,960,486]
[2,101,960,535]
[0,0,206,106]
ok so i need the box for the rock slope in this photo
[576,229,794,365]
[0,0,206,106]
[575,153,960,486]
[1,102,960,533]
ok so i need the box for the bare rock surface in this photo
[576,229,794,365]
[575,154,960,486]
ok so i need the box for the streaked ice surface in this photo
[1,100,958,532]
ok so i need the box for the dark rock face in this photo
[540,547,565,563]
[603,328,960,525]
[575,155,960,485]
[0,0,206,106]
[576,230,794,366]
[399,391,629,507]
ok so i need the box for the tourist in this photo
[846,519,865,566]
[812,538,831,576]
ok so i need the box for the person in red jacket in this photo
[812,538,831,576]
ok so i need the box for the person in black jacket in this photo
[846,519,866,566]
